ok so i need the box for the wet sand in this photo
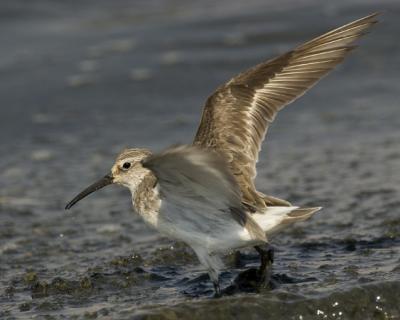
[0,0,399,319]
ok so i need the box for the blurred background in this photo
[0,0,399,319]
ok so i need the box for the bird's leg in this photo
[213,280,221,297]
[254,244,274,285]
[192,246,223,297]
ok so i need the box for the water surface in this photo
[0,0,399,319]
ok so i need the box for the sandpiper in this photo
[66,13,378,296]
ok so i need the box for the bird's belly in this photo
[154,201,258,252]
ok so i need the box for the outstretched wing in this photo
[193,13,378,210]
[142,145,266,242]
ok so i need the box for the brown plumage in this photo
[65,14,378,296]
[193,13,379,211]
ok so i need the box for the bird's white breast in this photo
[155,199,259,253]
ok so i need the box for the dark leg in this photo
[213,281,221,298]
[254,244,274,285]
[233,250,243,268]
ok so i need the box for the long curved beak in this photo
[65,174,113,210]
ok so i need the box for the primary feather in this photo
[193,13,379,210]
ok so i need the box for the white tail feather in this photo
[252,206,322,236]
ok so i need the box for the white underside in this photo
[135,194,319,283]
[141,199,300,253]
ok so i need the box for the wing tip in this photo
[349,12,381,26]
[364,11,382,20]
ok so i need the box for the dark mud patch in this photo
[133,281,400,320]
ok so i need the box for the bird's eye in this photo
[122,162,131,170]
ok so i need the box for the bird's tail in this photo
[251,206,322,236]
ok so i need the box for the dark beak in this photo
[65,174,113,210]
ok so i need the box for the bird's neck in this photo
[131,171,161,224]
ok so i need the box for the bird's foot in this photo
[254,244,274,288]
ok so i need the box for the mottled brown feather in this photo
[193,13,379,210]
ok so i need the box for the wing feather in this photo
[193,13,379,209]
[142,145,267,242]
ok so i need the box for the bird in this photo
[65,13,378,296]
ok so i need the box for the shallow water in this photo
[0,0,399,319]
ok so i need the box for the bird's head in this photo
[65,148,152,210]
